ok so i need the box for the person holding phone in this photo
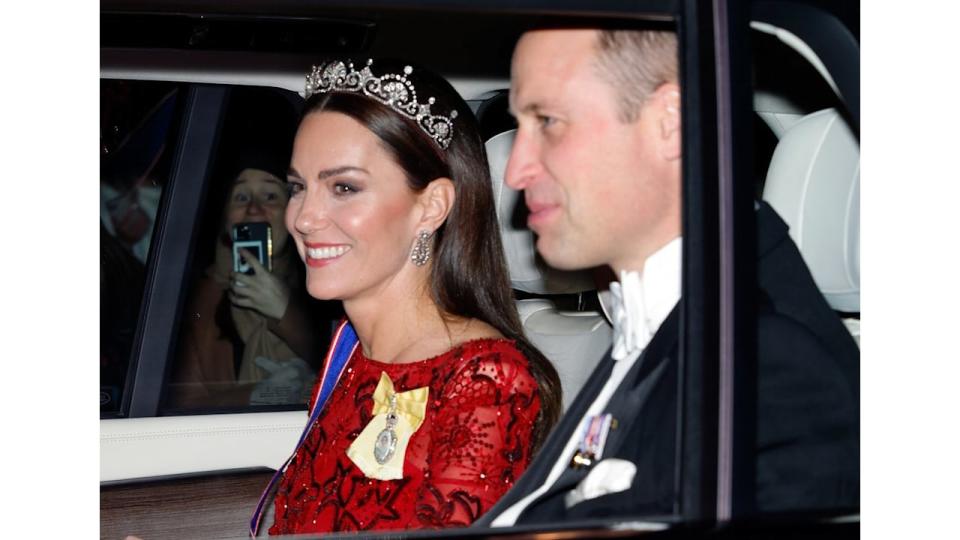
[169,130,329,409]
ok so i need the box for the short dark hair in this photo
[593,30,678,122]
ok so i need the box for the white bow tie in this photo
[609,270,653,361]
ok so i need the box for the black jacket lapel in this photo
[600,305,680,455]
[513,305,682,522]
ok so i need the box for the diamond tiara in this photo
[305,59,459,150]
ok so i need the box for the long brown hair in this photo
[302,59,561,451]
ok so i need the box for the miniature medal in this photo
[374,394,399,464]
[571,413,613,469]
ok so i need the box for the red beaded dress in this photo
[268,338,541,534]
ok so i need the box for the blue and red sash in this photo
[249,319,359,537]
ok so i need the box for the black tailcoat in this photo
[478,202,859,525]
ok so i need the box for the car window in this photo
[158,85,341,415]
[100,80,184,414]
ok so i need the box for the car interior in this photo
[750,22,860,343]
[100,2,859,538]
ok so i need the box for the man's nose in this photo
[504,128,539,190]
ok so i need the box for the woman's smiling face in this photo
[285,111,425,301]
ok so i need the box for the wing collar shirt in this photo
[609,236,682,360]
[491,236,682,526]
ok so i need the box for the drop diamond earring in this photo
[410,230,432,267]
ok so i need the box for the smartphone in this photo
[232,222,272,274]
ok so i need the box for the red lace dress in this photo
[268,338,541,534]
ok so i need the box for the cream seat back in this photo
[486,129,613,411]
[762,108,860,344]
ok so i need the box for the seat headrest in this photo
[486,129,596,294]
[762,108,859,312]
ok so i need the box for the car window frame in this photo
[114,84,230,418]
[99,0,721,521]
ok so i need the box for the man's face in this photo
[506,29,680,273]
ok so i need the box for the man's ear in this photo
[654,83,681,162]
[416,177,456,232]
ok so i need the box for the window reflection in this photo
[163,87,339,413]
[100,80,182,414]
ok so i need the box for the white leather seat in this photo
[762,108,860,344]
[486,129,613,411]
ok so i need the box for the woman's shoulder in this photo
[441,337,536,392]
[449,337,527,364]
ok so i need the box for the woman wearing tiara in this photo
[251,58,562,535]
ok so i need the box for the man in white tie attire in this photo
[476,27,859,526]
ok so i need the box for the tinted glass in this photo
[161,86,341,414]
[101,80,184,414]
[743,25,860,514]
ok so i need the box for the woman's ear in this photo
[416,177,456,232]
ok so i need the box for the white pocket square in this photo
[564,458,637,508]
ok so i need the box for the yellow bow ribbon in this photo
[346,372,429,480]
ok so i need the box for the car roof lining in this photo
[101,49,511,101]
[100,2,684,88]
